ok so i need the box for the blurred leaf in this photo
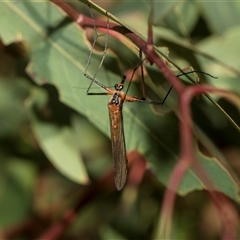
[198,150,240,199]
[26,87,89,184]
[0,156,36,228]
[197,26,240,80]
[34,169,80,220]
[0,78,30,137]
[199,1,240,34]
[100,225,127,240]
[71,114,112,179]
[196,26,240,108]
[106,1,199,37]
[0,1,240,239]
[0,1,239,202]
[153,1,199,36]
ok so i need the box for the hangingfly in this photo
[107,83,128,190]
[83,0,175,190]
[84,71,172,190]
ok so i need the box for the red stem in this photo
[49,1,238,238]
[50,0,184,94]
[160,84,237,238]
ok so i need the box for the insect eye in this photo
[115,84,124,91]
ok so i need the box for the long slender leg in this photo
[84,2,110,95]
[124,49,173,106]
[139,50,146,100]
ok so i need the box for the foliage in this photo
[0,0,240,239]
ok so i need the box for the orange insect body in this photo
[108,88,128,191]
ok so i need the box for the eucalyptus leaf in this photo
[1,1,239,201]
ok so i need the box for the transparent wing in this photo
[108,103,128,191]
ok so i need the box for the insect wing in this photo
[108,103,128,191]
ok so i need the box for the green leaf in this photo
[197,26,240,77]
[198,150,240,199]
[0,78,30,137]
[1,1,239,202]
[100,225,127,240]
[25,87,89,184]
[153,1,199,36]
[199,1,240,34]
[0,156,37,228]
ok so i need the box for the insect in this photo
[83,1,216,190]
[84,66,172,190]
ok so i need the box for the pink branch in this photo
[49,1,239,238]
[159,85,238,239]
[50,0,184,94]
